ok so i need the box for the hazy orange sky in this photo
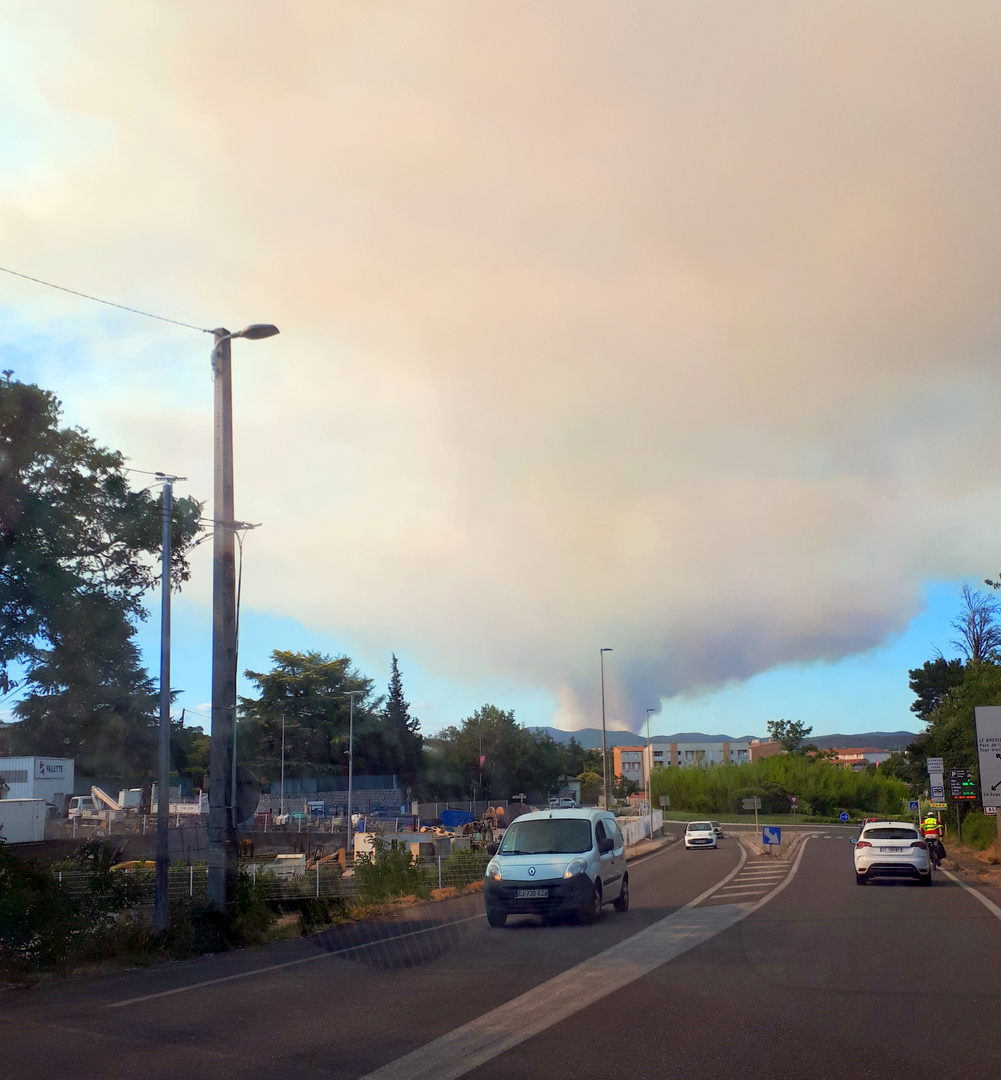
[3,3,1001,733]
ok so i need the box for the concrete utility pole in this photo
[600,648,613,808]
[207,323,278,911]
[645,706,655,821]
[343,690,364,855]
[154,476,178,933]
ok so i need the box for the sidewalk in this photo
[626,833,674,861]
[938,841,1001,904]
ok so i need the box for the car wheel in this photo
[486,907,507,927]
[920,873,933,887]
[581,881,602,923]
[855,872,866,886]
[613,874,629,912]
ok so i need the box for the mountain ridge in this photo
[528,726,921,752]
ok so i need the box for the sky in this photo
[3,3,1001,740]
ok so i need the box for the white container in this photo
[0,798,46,843]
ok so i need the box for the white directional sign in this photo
[975,707,1001,811]
[926,757,944,774]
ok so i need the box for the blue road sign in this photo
[762,826,781,845]
[909,800,920,812]
[840,812,850,822]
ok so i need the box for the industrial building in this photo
[0,756,75,812]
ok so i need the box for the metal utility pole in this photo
[206,322,278,910]
[343,690,363,854]
[645,707,655,822]
[599,648,613,808]
[154,476,178,933]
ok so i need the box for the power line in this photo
[0,265,211,333]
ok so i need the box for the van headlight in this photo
[486,861,502,881]
[564,858,587,879]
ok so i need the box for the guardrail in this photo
[621,810,663,846]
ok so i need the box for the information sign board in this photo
[975,707,1001,811]
[926,758,944,774]
[949,769,977,800]
[742,797,762,810]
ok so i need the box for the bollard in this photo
[438,855,442,889]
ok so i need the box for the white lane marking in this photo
[709,889,769,898]
[107,914,485,1008]
[360,843,809,1080]
[941,869,1001,919]
[359,905,748,1080]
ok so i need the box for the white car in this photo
[483,808,628,926]
[685,821,718,850]
[853,820,931,886]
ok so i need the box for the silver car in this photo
[853,820,931,886]
[483,808,628,926]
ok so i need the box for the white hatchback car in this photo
[853,820,931,886]
[685,821,718,850]
[483,808,628,926]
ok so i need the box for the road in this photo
[3,832,1001,1079]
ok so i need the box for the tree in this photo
[951,584,1001,664]
[9,592,158,776]
[383,655,423,790]
[918,661,1001,777]
[766,718,813,754]
[908,656,965,722]
[0,376,201,696]
[237,650,382,780]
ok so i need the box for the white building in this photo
[0,756,75,811]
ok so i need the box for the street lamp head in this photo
[600,647,613,653]
[235,323,280,340]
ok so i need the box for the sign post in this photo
[789,794,798,829]
[927,756,946,809]
[742,796,761,830]
[762,825,781,854]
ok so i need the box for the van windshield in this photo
[500,818,592,855]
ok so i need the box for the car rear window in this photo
[862,827,919,840]
[688,822,712,832]
[499,818,592,855]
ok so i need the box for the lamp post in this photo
[645,707,655,826]
[599,648,613,809]
[207,323,279,911]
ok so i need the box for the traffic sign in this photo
[742,797,762,810]
[909,800,920,812]
[763,826,781,846]
[658,795,670,807]
[931,785,945,801]
[840,812,850,822]
[789,795,799,807]
[926,757,944,774]
[976,707,1001,811]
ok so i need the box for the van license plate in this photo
[516,888,548,898]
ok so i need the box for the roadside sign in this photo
[949,769,977,800]
[789,795,799,807]
[840,812,850,822]
[931,785,945,802]
[909,800,920,812]
[763,826,781,846]
[926,757,944,774]
[659,795,670,807]
[975,707,1001,811]
[742,797,762,810]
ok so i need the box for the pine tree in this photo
[385,654,423,790]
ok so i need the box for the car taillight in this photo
[855,840,871,848]
[911,841,927,850]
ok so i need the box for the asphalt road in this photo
[3,833,1000,1079]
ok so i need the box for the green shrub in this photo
[960,811,997,851]
[355,834,431,903]
[441,848,489,888]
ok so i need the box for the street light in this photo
[207,323,279,912]
[645,707,656,825]
[599,648,613,808]
[342,690,364,856]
